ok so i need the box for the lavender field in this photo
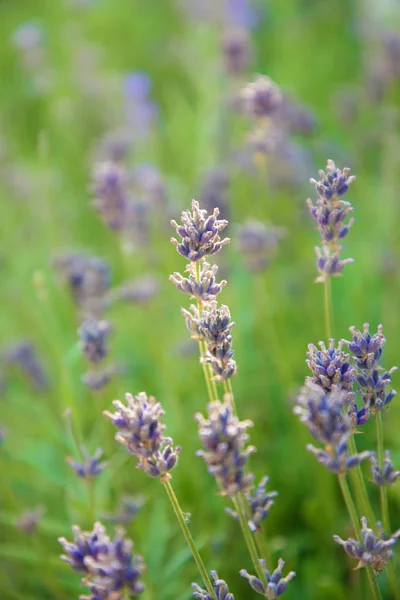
[1,1,400,599]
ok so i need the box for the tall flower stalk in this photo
[345,323,399,598]
[170,200,295,598]
[305,162,400,599]
[104,391,217,600]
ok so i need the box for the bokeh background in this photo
[1,0,400,598]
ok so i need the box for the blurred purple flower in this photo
[3,341,48,390]
[124,72,158,139]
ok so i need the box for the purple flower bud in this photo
[241,558,295,598]
[334,517,400,573]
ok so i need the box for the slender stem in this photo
[123,589,130,600]
[223,379,237,417]
[199,337,219,402]
[375,413,390,531]
[375,413,399,600]
[338,475,382,600]
[233,495,267,586]
[63,408,85,462]
[324,277,333,340]
[86,478,95,524]
[162,479,216,600]
[193,266,268,575]
[347,436,376,527]
[195,261,219,402]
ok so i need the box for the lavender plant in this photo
[78,318,113,390]
[104,391,218,599]
[301,161,400,599]
[59,522,146,599]
[170,199,295,596]
[334,517,400,574]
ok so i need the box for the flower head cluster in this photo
[294,384,351,446]
[104,392,180,480]
[306,438,371,474]
[66,447,108,479]
[102,496,144,525]
[306,339,356,398]
[307,159,356,282]
[347,323,385,369]
[16,506,45,534]
[235,219,285,272]
[240,558,295,598]
[170,262,227,301]
[221,28,251,76]
[200,302,237,382]
[78,319,112,390]
[196,399,255,496]
[59,521,145,598]
[192,571,234,599]
[345,323,397,412]
[334,517,400,573]
[181,304,202,341]
[295,384,370,473]
[304,336,369,428]
[170,200,230,262]
[91,161,128,231]
[226,476,278,532]
[370,450,400,486]
[53,253,111,314]
[124,71,157,140]
[242,75,282,119]
[3,340,47,390]
[241,75,282,155]
[78,319,110,364]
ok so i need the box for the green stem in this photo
[86,477,95,524]
[233,494,267,587]
[338,475,382,600]
[347,436,376,527]
[375,413,389,531]
[375,413,399,600]
[162,479,216,600]
[324,277,333,340]
[223,379,237,417]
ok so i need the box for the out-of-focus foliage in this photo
[0,0,400,599]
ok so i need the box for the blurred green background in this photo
[1,0,400,598]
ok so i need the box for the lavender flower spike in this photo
[91,161,128,231]
[370,450,400,486]
[309,159,356,201]
[226,476,278,532]
[59,521,145,596]
[66,447,108,479]
[307,159,356,283]
[241,75,282,119]
[170,200,230,262]
[306,339,356,398]
[104,392,181,479]
[307,439,371,474]
[200,302,238,382]
[170,262,227,301]
[315,246,354,283]
[192,570,234,599]
[294,383,352,446]
[240,558,295,598]
[345,323,398,411]
[333,517,400,573]
[346,323,386,370]
[78,319,111,364]
[196,399,255,496]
